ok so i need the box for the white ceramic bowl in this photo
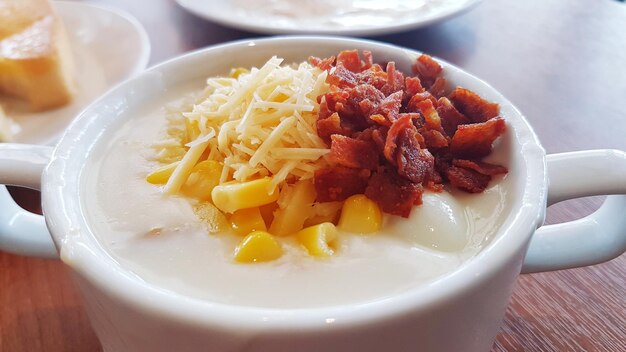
[1,37,626,352]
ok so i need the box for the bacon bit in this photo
[416,99,443,131]
[329,135,378,170]
[436,97,470,137]
[404,76,425,99]
[428,77,448,98]
[420,129,449,149]
[365,167,423,217]
[384,114,415,163]
[450,117,506,158]
[312,50,507,217]
[396,128,435,184]
[452,159,508,176]
[317,112,351,142]
[362,51,374,70]
[407,92,438,113]
[314,167,370,202]
[309,55,335,71]
[446,166,491,193]
[381,62,405,96]
[352,84,385,117]
[337,50,364,73]
[413,54,443,88]
[376,91,403,123]
[327,65,359,88]
[449,87,500,123]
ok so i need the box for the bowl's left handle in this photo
[0,143,58,259]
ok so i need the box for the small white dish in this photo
[175,0,481,36]
[1,1,150,145]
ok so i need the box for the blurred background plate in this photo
[2,1,150,145]
[175,0,481,36]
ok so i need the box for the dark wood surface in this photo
[2,0,626,351]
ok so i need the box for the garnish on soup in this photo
[147,50,507,263]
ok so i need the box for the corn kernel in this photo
[180,160,222,201]
[269,179,316,236]
[193,202,229,233]
[230,207,267,236]
[146,162,179,184]
[296,222,338,257]
[229,67,249,79]
[338,194,382,234]
[234,231,282,263]
[211,177,280,213]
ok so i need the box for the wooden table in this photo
[2,0,625,351]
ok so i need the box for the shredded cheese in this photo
[155,57,331,194]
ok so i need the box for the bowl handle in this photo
[522,150,626,273]
[0,143,57,258]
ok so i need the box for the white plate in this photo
[175,0,480,36]
[1,1,150,145]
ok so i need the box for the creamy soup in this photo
[82,84,511,309]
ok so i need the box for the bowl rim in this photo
[43,36,547,330]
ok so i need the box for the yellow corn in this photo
[211,177,280,213]
[269,179,316,236]
[230,207,267,236]
[296,222,338,258]
[193,202,229,233]
[338,194,382,234]
[146,162,180,184]
[233,231,282,263]
[180,160,222,201]
[229,67,249,79]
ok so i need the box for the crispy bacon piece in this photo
[404,76,425,100]
[446,166,491,193]
[428,77,448,98]
[452,159,508,176]
[358,64,388,90]
[406,92,437,113]
[309,55,335,71]
[436,97,470,137]
[375,91,403,123]
[314,167,370,202]
[337,50,364,72]
[329,135,378,170]
[365,167,423,217]
[449,87,500,123]
[327,65,359,88]
[395,128,435,184]
[420,129,449,149]
[353,84,385,117]
[450,117,506,158]
[312,50,507,216]
[416,99,443,131]
[381,62,405,96]
[384,114,417,163]
[413,54,442,88]
[317,112,352,142]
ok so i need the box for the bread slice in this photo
[0,0,75,111]
[0,104,14,141]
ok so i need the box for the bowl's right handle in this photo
[0,143,57,259]
[522,149,626,273]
